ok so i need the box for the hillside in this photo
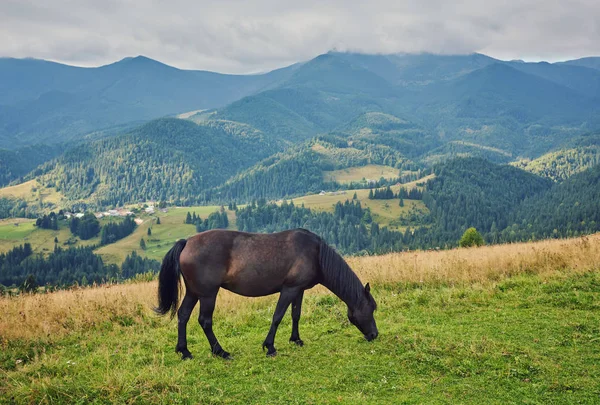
[2,235,599,403]
[207,136,413,202]
[403,63,599,156]
[5,51,600,213]
[4,51,600,160]
[507,60,600,98]
[511,134,600,181]
[0,144,63,187]
[211,54,404,142]
[337,112,439,157]
[206,53,600,160]
[0,56,298,148]
[421,141,513,165]
[559,56,600,71]
[32,119,282,207]
[422,158,553,243]
[333,52,499,85]
[508,164,600,240]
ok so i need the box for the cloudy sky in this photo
[1,0,598,73]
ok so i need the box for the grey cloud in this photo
[1,0,599,73]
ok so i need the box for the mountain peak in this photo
[105,55,175,71]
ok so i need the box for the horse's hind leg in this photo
[199,292,231,360]
[262,287,300,356]
[176,293,198,360]
[290,290,305,346]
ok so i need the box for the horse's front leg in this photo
[262,288,300,357]
[290,290,305,346]
[199,291,231,359]
[176,293,198,360]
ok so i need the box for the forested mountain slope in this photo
[422,158,553,243]
[208,53,600,159]
[507,164,600,240]
[32,119,281,207]
[511,137,600,181]
[206,136,412,202]
[0,144,63,186]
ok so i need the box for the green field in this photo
[0,218,99,255]
[1,272,599,403]
[95,206,237,264]
[0,206,234,264]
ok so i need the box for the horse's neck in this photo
[321,264,363,309]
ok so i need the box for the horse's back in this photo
[179,229,321,297]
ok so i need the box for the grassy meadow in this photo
[0,218,100,255]
[323,164,400,183]
[279,175,433,229]
[0,204,233,264]
[95,206,236,264]
[0,180,64,207]
[1,235,599,404]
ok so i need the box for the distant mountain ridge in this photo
[0,55,299,148]
[4,51,600,207]
[3,51,600,151]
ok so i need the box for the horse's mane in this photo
[318,240,365,307]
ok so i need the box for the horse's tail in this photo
[154,239,187,318]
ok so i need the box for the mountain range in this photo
[2,50,600,210]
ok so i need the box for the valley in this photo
[1,50,600,289]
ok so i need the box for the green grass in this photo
[0,219,36,241]
[0,219,99,255]
[0,206,234,264]
[95,206,237,264]
[2,271,599,404]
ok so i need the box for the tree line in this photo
[0,243,159,293]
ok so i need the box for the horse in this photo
[154,228,378,359]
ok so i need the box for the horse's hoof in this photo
[212,349,231,360]
[290,339,304,347]
[181,353,193,360]
[266,350,277,357]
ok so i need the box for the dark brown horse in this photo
[154,228,378,359]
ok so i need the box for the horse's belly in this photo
[221,265,289,297]
[222,282,281,297]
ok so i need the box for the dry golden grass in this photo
[347,233,600,286]
[0,179,64,206]
[2,234,598,344]
[323,164,400,183]
[277,175,433,227]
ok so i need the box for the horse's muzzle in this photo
[365,331,378,341]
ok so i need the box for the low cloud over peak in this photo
[1,0,599,74]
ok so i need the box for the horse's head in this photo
[348,283,378,341]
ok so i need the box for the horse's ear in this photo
[365,283,370,294]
